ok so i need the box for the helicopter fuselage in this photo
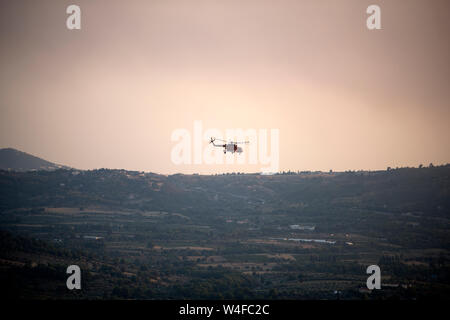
[223,143,243,154]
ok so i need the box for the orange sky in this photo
[1,0,449,174]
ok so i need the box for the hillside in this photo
[0,148,70,171]
[1,166,449,217]
[0,165,449,299]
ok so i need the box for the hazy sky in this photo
[1,0,449,174]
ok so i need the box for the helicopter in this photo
[209,137,249,154]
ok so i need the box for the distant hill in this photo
[0,165,449,216]
[0,148,70,171]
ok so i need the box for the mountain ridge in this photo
[0,148,70,171]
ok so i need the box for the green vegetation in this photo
[0,165,449,299]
